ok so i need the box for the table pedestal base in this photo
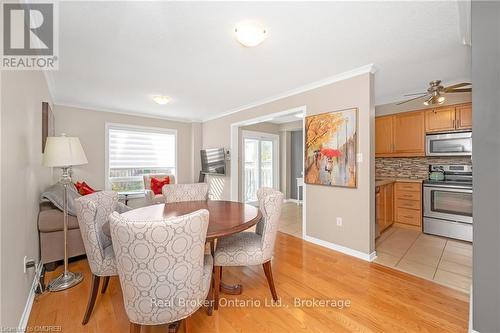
[220,282,243,295]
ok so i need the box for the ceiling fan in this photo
[397,80,472,106]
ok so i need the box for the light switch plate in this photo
[356,153,363,163]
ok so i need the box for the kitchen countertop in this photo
[375,178,424,187]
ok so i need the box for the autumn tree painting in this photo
[304,108,357,188]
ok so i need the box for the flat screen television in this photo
[200,148,226,175]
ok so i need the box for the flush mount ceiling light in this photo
[234,21,268,47]
[152,95,170,105]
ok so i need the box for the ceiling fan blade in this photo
[403,92,427,96]
[396,94,428,105]
[444,82,471,91]
[446,88,472,93]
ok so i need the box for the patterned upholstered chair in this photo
[143,174,176,205]
[213,188,284,309]
[109,209,213,333]
[75,191,121,325]
[162,183,209,203]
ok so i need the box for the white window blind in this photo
[106,124,176,193]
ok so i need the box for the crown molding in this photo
[54,102,201,123]
[202,63,377,122]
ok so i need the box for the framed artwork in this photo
[304,108,358,188]
[42,102,55,153]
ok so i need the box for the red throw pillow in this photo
[150,176,170,195]
[74,181,96,196]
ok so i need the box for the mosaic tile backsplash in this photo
[375,157,472,179]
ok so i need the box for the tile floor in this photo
[375,226,472,293]
[278,201,303,238]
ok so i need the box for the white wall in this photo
[203,71,375,256]
[53,105,201,207]
[1,71,54,327]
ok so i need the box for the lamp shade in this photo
[42,136,88,167]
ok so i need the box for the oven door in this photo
[423,185,473,224]
[425,132,472,156]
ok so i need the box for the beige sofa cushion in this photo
[38,208,80,232]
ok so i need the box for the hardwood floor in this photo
[28,232,469,332]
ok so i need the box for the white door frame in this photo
[241,130,280,202]
[229,105,307,237]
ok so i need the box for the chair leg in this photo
[184,316,191,333]
[129,322,141,333]
[168,321,179,333]
[82,274,100,325]
[214,266,221,310]
[206,273,214,316]
[210,240,215,256]
[262,261,278,301]
[101,276,110,294]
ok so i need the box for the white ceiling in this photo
[50,1,471,122]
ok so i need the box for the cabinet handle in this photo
[403,215,414,219]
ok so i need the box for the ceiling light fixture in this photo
[423,93,446,106]
[152,95,170,105]
[234,21,268,47]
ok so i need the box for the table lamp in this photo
[42,134,88,291]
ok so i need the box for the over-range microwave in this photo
[425,131,472,156]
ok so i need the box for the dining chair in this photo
[213,187,284,309]
[75,191,120,325]
[143,174,176,205]
[162,183,209,203]
[109,209,213,333]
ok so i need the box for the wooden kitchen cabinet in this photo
[376,102,472,157]
[394,182,422,228]
[375,116,393,155]
[456,103,472,130]
[376,183,394,233]
[425,107,456,133]
[424,103,472,133]
[375,111,425,157]
[392,111,425,156]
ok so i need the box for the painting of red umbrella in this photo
[320,148,342,158]
[304,108,357,188]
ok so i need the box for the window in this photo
[106,123,177,193]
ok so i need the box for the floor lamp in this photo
[43,135,88,291]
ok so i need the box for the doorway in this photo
[242,130,279,203]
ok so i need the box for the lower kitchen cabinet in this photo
[394,182,422,228]
[376,183,394,232]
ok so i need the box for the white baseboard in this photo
[304,235,376,262]
[284,198,302,204]
[18,262,42,331]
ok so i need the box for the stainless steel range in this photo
[423,164,472,242]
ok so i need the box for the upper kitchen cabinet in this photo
[425,106,456,133]
[375,116,393,155]
[425,103,472,133]
[375,111,425,157]
[392,111,425,156]
[455,103,472,130]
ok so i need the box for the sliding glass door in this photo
[242,131,279,203]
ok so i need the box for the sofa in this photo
[38,201,87,271]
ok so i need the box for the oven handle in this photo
[424,184,472,191]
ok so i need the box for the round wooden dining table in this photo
[108,200,262,295]
[117,200,262,241]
